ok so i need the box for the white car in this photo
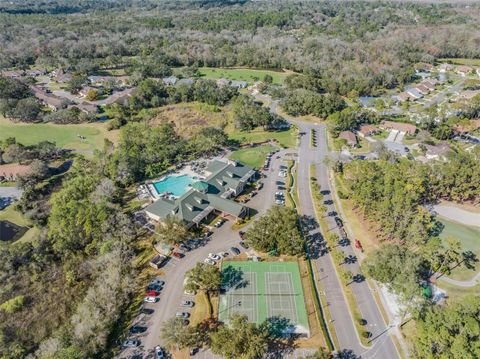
[204,258,216,265]
[144,296,158,303]
[217,252,228,258]
[208,253,221,261]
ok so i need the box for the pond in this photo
[0,220,28,242]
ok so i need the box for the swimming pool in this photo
[152,175,195,197]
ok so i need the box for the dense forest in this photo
[1,1,480,95]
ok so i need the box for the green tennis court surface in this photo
[219,261,309,336]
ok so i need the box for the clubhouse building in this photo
[145,160,256,227]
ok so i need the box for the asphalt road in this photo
[290,119,399,359]
[260,95,399,358]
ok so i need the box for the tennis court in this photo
[219,261,309,335]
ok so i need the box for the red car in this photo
[354,239,364,252]
[146,290,159,297]
[172,252,184,259]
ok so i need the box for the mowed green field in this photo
[0,116,119,152]
[439,216,480,281]
[229,145,277,169]
[437,58,480,66]
[228,126,297,148]
[197,67,289,85]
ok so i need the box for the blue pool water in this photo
[153,175,195,197]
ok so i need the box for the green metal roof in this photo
[191,181,209,192]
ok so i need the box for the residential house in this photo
[175,78,194,87]
[380,120,417,135]
[456,65,473,77]
[26,69,46,77]
[398,92,414,102]
[438,63,454,73]
[406,88,423,99]
[230,80,248,89]
[338,131,358,147]
[216,78,230,87]
[30,86,67,111]
[459,90,480,101]
[145,160,256,227]
[79,86,97,98]
[74,102,98,114]
[357,124,378,138]
[52,69,72,83]
[0,164,30,181]
[162,76,178,86]
[416,84,430,95]
[421,80,436,91]
[424,144,451,161]
[103,87,135,106]
[1,70,24,78]
[452,119,480,136]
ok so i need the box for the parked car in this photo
[190,347,199,356]
[181,300,194,307]
[179,243,191,252]
[239,241,249,249]
[123,339,140,348]
[208,253,221,261]
[204,258,216,265]
[147,283,163,292]
[155,346,166,358]
[230,247,241,255]
[141,308,155,315]
[184,289,196,296]
[145,290,159,297]
[172,251,184,259]
[238,231,245,239]
[217,251,228,258]
[176,311,190,318]
[144,296,158,303]
[182,319,190,326]
[150,278,165,287]
[129,326,147,334]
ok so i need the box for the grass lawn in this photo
[227,125,297,148]
[0,116,119,152]
[437,58,480,66]
[194,67,290,85]
[229,145,276,169]
[438,216,480,281]
[0,205,39,245]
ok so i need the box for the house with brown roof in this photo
[416,84,430,95]
[456,65,473,77]
[459,90,480,101]
[338,131,358,147]
[424,144,451,161]
[452,119,480,135]
[30,86,68,111]
[357,124,378,138]
[421,80,436,91]
[0,164,31,181]
[438,63,454,73]
[74,102,98,114]
[380,120,417,135]
[398,92,413,102]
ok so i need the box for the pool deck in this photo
[147,165,206,200]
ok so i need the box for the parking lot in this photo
[117,151,289,358]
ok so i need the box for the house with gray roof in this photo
[145,160,256,227]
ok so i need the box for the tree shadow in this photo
[429,219,445,237]
[301,215,319,231]
[306,232,328,259]
[262,316,298,355]
[220,266,248,291]
[334,349,361,358]
[461,250,478,270]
